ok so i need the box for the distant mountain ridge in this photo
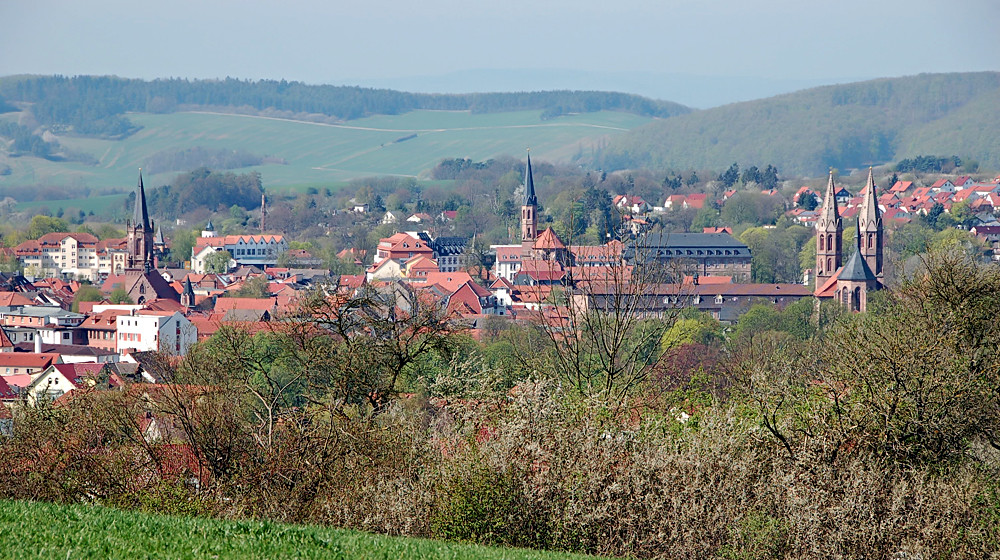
[349,68,867,109]
[597,72,1000,176]
[0,75,692,138]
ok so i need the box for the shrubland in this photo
[1,249,999,558]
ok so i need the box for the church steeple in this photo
[815,170,843,286]
[134,171,151,231]
[524,151,537,207]
[181,277,196,309]
[126,169,155,272]
[520,150,538,242]
[857,167,883,278]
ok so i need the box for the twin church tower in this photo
[815,168,883,312]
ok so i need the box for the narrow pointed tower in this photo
[126,170,155,272]
[815,170,843,287]
[857,167,883,279]
[181,277,196,309]
[520,150,538,242]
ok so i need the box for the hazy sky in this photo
[2,0,998,96]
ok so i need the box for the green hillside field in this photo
[0,500,601,560]
[0,109,652,195]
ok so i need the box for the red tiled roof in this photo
[532,228,566,250]
[685,193,708,208]
[0,292,33,307]
[0,353,60,370]
[422,271,478,294]
[0,375,16,400]
[702,227,733,234]
[494,246,523,263]
[489,277,514,290]
[49,363,114,389]
[213,297,276,313]
[193,234,284,255]
[517,260,566,282]
[814,268,843,297]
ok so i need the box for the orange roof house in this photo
[373,233,434,265]
[532,228,566,251]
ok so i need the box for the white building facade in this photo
[116,312,197,356]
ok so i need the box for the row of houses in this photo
[790,175,1000,226]
[9,230,167,281]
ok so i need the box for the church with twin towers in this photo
[814,167,883,312]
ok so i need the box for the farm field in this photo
[0,109,652,195]
[0,500,601,560]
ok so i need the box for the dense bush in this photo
[1,250,999,558]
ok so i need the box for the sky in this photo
[2,0,999,106]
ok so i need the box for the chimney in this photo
[34,333,42,354]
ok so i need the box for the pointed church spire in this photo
[818,169,840,226]
[520,149,538,244]
[134,170,151,230]
[858,167,880,230]
[857,166,884,278]
[127,169,155,272]
[524,150,537,206]
[815,169,843,287]
[181,277,196,308]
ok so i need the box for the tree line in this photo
[0,75,691,138]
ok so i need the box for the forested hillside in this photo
[598,72,1000,175]
[0,75,691,137]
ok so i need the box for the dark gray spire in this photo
[182,277,196,308]
[840,222,877,282]
[524,151,537,207]
[134,171,151,230]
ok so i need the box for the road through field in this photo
[186,110,633,133]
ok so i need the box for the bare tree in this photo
[285,280,464,414]
[512,237,688,405]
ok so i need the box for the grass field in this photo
[0,500,602,560]
[0,109,652,198]
[13,192,130,213]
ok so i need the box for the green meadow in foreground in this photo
[0,500,602,560]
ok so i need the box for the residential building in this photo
[191,234,288,273]
[116,311,197,356]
